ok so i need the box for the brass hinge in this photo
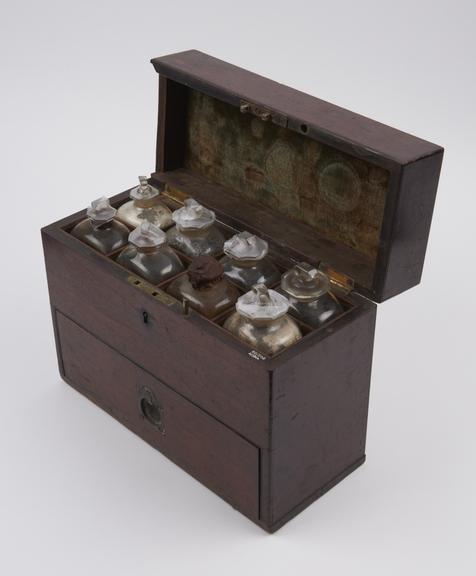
[318,263,355,295]
[239,99,288,128]
[127,275,177,306]
[162,183,189,205]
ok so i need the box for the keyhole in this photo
[142,310,149,324]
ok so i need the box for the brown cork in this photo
[188,255,224,289]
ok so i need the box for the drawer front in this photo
[43,233,269,447]
[56,311,260,521]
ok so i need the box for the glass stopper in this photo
[86,196,117,223]
[172,199,215,230]
[129,221,167,248]
[223,231,268,261]
[236,283,289,321]
[280,262,330,301]
[130,175,160,201]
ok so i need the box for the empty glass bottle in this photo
[220,231,281,290]
[224,284,302,356]
[166,255,239,318]
[116,176,173,229]
[71,196,129,254]
[278,262,343,327]
[116,221,184,284]
[166,199,225,258]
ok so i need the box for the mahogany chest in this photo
[42,50,443,532]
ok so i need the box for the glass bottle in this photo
[167,255,239,318]
[224,284,302,356]
[71,196,129,254]
[116,221,184,284]
[166,198,225,258]
[278,262,344,327]
[116,176,173,229]
[220,231,281,290]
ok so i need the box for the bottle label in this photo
[248,350,266,361]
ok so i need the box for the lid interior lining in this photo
[158,82,391,294]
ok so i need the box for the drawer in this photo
[56,311,260,521]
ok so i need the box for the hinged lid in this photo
[151,50,443,302]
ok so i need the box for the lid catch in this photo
[127,275,176,306]
[240,99,287,127]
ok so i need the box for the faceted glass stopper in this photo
[236,283,289,321]
[86,196,117,223]
[129,221,166,248]
[172,198,215,230]
[223,231,268,261]
[130,175,160,201]
[281,262,330,302]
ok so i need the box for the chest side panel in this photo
[270,305,376,524]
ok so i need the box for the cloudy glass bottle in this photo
[224,284,302,356]
[116,176,173,230]
[166,199,225,258]
[116,221,184,284]
[220,231,281,291]
[71,196,129,254]
[166,255,239,318]
[278,262,344,327]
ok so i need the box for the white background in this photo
[1,1,475,574]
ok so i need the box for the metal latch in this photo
[127,275,177,306]
[318,263,355,295]
[239,99,288,128]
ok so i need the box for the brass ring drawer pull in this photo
[139,387,165,434]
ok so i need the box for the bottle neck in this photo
[178,225,211,238]
[91,219,114,231]
[229,256,262,268]
[287,293,320,303]
[246,315,280,327]
[134,196,159,209]
[136,245,161,254]
[282,285,327,303]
